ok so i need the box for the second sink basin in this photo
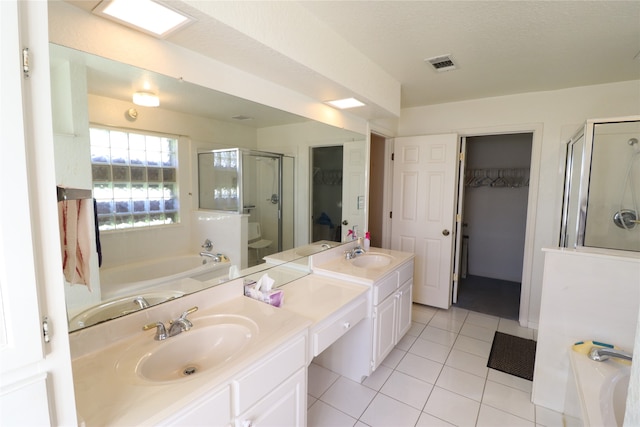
[117,314,259,383]
[351,253,393,268]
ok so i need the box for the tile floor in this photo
[307,304,579,427]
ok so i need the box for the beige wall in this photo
[398,79,640,327]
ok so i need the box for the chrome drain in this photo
[183,366,197,376]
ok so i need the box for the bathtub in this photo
[100,254,231,298]
[569,349,630,427]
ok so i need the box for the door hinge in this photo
[391,152,395,161]
[42,316,50,343]
[453,273,458,281]
[459,151,464,161]
[389,211,393,219]
[22,48,30,78]
[456,214,462,223]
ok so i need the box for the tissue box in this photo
[243,280,284,307]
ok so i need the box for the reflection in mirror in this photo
[560,118,640,252]
[50,43,359,332]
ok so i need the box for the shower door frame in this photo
[241,149,285,255]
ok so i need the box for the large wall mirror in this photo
[50,44,364,332]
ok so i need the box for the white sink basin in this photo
[69,290,184,330]
[117,315,258,383]
[351,253,393,268]
[295,243,332,256]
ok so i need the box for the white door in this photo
[341,140,367,239]
[0,1,76,424]
[391,134,459,309]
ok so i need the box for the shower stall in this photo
[560,117,640,252]
[198,148,294,265]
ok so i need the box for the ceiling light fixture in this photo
[93,0,193,38]
[326,97,366,109]
[133,91,160,107]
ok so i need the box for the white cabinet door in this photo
[391,134,459,309]
[236,368,306,427]
[0,0,45,377]
[157,386,232,426]
[397,280,413,339]
[0,2,70,424]
[372,294,397,369]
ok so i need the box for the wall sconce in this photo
[132,91,160,107]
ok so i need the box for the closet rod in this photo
[56,186,92,202]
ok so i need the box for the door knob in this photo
[442,229,450,236]
[342,220,349,225]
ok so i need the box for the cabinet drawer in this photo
[373,272,398,305]
[233,334,306,415]
[313,298,367,356]
[398,260,414,285]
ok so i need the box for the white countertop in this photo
[312,247,415,285]
[71,271,371,426]
[72,295,310,426]
[279,274,369,323]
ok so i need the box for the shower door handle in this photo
[442,229,450,236]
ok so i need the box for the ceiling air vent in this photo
[232,115,253,121]
[425,55,457,72]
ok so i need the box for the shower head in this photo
[629,138,640,153]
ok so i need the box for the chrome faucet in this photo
[588,347,633,362]
[133,296,150,309]
[199,251,222,262]
[143,306,198,341]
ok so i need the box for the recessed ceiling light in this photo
[133,91,160,107]
[93,0,193,38]
[326,98,366,109]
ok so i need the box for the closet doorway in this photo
[454,133,533,319]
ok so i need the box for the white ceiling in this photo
[65,1,640,117]
[298,1,640,108]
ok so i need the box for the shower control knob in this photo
[442,229,450,236]
[342,220,348,225]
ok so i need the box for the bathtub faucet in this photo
[588,347,633,362]
[200,251,222,262]
[132,296,150,309]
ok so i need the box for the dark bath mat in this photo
[487,331,536,381]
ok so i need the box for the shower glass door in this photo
[242,151,288,265]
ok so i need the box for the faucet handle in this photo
[143,321,167,341]
[201,239,213,252]
[180,306,198,319]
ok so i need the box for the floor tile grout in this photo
[308,304,554,427]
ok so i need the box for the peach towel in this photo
[58,199,92,288]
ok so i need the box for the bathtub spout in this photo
[133,296,150,309]
[588,347,632,362]
[199,252,222,262]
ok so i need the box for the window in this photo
[90,127,179,231]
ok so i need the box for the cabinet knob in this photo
[242,420,253,427]
[343,322,350,329]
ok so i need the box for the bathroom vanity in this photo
[69,244,414,425]
[310,244,415,381]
